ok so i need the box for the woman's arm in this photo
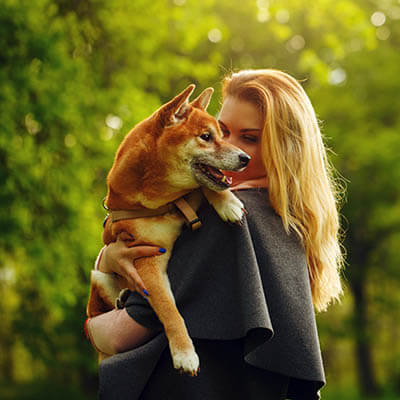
[86,308,156,355]
[86,239,165,354]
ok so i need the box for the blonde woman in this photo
[86,69,344,400]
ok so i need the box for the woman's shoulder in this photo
[198,188,275,222]
[235,188,303,248]
[178,187,305,272]
[234,188,275,215]
[184,188,273,245]
[197,188,298,247]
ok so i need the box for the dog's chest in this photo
[116,213,185,250]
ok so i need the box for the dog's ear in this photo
[191,87,214,111]
[160,84,196,127]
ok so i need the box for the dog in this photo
[86,84,250,376]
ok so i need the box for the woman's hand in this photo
[98,238,166,297]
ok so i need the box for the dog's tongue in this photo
[205,165,232,185]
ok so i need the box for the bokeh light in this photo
[208,28,222,43]
[105,114,123,130]
[276,9,290,24]
[64,134,77,148]
[287,34,305,51]
[376,26,391,40]
[371,11,386,26]
[329,67,347,85]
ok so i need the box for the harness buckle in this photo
[188,217,202,230]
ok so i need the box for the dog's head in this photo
[157,84,250,192]
[107,85,250,208]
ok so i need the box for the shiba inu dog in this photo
[86,84,250,375]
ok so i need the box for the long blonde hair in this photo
[222,69,344,312]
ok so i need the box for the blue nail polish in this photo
[144,289,150,296]
[159,248,166,254]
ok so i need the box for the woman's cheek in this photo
[248,152,266,175]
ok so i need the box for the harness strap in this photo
[174,197,202,230]
[106,196,202,231]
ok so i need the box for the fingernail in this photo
[144,289,150,296]
[159,248,166,253]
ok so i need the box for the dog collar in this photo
[103,196,202,231]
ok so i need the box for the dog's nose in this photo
[239,153,251,168]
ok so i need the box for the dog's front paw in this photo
[215,194,245,223]
[202,187,246,224]
[172,349,200,377]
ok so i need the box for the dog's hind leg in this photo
[87,271,120,317]
[134,256,200,376]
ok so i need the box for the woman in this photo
[86,69,344,399]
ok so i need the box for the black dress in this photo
[98,189,325,399]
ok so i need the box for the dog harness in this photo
[103,195,202,231]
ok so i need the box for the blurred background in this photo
[0,0,399,399]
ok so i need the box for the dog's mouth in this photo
[192,162,232,189]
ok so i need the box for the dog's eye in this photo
[200,133,212,142]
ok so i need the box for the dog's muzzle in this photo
[191,151,251,191]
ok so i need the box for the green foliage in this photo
[1,0,399,398]
[0,380,96,400]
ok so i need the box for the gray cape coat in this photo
[98,189,325,399]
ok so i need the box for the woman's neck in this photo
[230,176,268,191]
